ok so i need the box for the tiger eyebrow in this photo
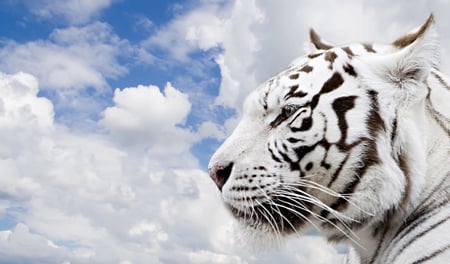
[284,85,308,100]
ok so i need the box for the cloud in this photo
[24,0,115,25]
[99,82,199,167]
[0,71,240,263]
[142,1,231,62]
[0,22,129,94]
[0,223,74,264]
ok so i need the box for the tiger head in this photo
[208,16,439,244]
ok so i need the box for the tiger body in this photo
[209,16,450,263]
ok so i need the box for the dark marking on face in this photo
[319,72,345,95]
[284,85,307,100]
[305,162,313,171]
[268,144,282,163]
[308,53,322,59]
[343,64,357,77]
[324,51,338,69]
[363,43,376,53]
[342,47,354,57]
[332,96,357,149]
[291,117,313,132]
[300,65,313,73]
[327,155,349,187]
[289,73,300,80]
[320,160,331,170]
[367,90,386,136]
[287,137,304,143]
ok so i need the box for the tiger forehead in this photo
[260,48,353,107]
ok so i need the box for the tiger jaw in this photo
[212,157,345,235]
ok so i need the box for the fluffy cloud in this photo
[0,22,128,94]
[99,82,199,167]
[142,1,231,62]
[0,71,227,263]
[24,0,114,25]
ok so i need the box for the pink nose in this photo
[208,162,233,191]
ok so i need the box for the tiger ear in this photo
[367,15,439,88]
[308,28,335,51]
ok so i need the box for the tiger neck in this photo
[350,73,450,263]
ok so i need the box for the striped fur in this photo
[209,15,450,263]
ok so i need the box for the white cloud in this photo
[25,0,115,25]
[0,223,74,263]
[0,22,128,94]
[99,82,199,167]
[0,71,247,263]
[143,1,231,62]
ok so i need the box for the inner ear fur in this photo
[365,14,440,88]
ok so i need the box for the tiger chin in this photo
[208,15,450,264]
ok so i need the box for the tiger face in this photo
[209,16,437,244]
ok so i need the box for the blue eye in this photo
[282,105,299,117]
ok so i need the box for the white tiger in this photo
[208,15,450,263]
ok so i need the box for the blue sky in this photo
[0,0,449,263]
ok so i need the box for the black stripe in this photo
[392,215,450,263]
[308,53,322,59]
[342,47,354,57]
[411,244,450,264]
[385,172,450,260]
[268,144,282,163]
[390,196,450,253]
[324,51,338,69]
[369,225,389,264]
[275,140,292,163]
[332,96,357,149]
[363,43,376,53]
[327,155,349,187]
[343,64,357,77]
[290,117,312,132]
[289,73,299,79]
[397,149,411,209]
[284,85,307,99]
[319,72,344,94]
[367,90,386,135]
[390,117,397,143]
[431,71,450,91]
[300,65,313,73]
[426,96,450,136]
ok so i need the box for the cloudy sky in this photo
[0,0,449,263]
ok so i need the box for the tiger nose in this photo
[208,162,234,191]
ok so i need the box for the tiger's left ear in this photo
[367,15,440,88]
[308,29,335,51]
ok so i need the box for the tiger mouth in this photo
[226,198,310,234]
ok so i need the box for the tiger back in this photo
[208,15,450,264]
